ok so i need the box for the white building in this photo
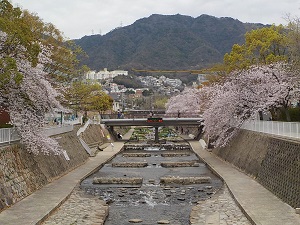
[197,74,207,84]
[112,101,121,112]
[86,68,128,80]
[164,78,182,87]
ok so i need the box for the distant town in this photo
[85,68,207,111]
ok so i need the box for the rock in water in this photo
[157,220,170,224]
[129,218,143,223]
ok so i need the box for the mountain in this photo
[75,14,266,72]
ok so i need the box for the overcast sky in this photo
[12,0,300,40]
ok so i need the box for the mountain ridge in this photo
[75,14,266,71]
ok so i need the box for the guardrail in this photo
[242,120,300,139]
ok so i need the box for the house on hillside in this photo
[109,93,122,112]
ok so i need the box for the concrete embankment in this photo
[188,128,300,225]
[212,129,300,209]
[0,124,109,212]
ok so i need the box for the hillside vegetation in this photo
[75,14,266,73]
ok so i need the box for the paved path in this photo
[190,186,251,225]
[189,140,300,225]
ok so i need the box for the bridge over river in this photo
[100,117,203,142]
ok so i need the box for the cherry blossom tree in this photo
[0,31,65,155]
[165,88,201,117]
[0,1,88,155]
[201,62,300,147]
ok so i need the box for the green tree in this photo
[113,75,143,88]
[0,1,90,154]
[125,89,135,94]
[142,89,153,96]
[0,1,39,90]
[63,81,112,115]
[0,1,40,65]
[21,10,88,82]
[154,96,168,109]
[285,16,300,71]
[224,25,288,73]
[87,94,113,114]
[0,0,88,89]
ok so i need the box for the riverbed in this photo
[80,142,223,225]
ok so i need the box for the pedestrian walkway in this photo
[0,128,134,225]
[189,140,300,225]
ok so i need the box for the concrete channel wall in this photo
[0,124,109,212]
[213,129,300,208]
[0,124,299,212]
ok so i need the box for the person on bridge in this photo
[177,110,181,118]
[149,111,153,118]
[117,109,121,119]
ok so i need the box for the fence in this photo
[0,124,74,144]
[242,120,300,139]
[0,127,21,144]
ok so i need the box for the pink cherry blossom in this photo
[202,62,300,147]
[165,62,299,148]
[165,87,201,116]
[0,31,66,155]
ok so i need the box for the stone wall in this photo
[213,129,300,208]
[257,137,300,208]
[0,124,107,212]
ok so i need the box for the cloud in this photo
[13,0,300,39]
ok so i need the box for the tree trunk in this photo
[284,107,291,122]
[258,111,264,120]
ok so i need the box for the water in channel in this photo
[81,142,223,225]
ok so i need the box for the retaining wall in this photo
[213,129,300,208]
[80,124,109,146]
[0,124,107,212]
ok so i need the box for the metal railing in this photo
[78,137,92,156]
[0,124,75,144]
[0,127,21,144]
[76,119,92,136]
[242,120,300,139]
[101,112,201,119]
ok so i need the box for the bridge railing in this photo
[163,113,201,118]
[100,113,201,119]
[242,120,300,139]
